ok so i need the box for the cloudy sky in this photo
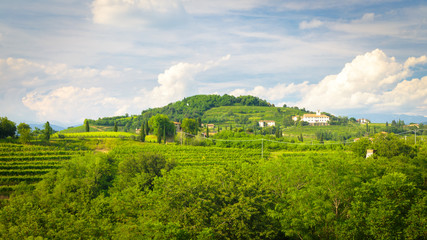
[1,0,426,126]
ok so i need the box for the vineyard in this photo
[0,143,86,197]
[110,141,268,168]
[52,132,137,139]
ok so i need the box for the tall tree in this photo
[43,121,52,142]
[0,117,16,139]
[84,119,90,132]
[163,127,166,144]
[140,122,145,142]
[206,126,209,138]
[17,122,32,144]
[114,122,118,132]
[144,120,149,135]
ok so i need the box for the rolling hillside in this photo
[84,94,310,132]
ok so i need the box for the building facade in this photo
[301,110,329,126]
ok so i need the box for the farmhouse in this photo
[301,110,329,126]
[357,118,370,124]
[259,120,276,128]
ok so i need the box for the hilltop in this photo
[82,94,315,132]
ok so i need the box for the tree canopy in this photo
[0,117,16,138]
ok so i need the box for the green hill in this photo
[65,94,364,137]
[203,105,304,127]
[86,94,301,132]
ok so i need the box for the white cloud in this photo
[299,19,323,29]
[91,0,187,28]
[16,55,231,124]
[379,76,427,113]
[227,49,427,117]
[353,13,375,23]
[404,55,427,68]
[137,55,231,107]
[22,86,126,124]
[298,49,427,115]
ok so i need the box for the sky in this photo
[1,0,427,126]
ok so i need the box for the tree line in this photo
[0,117,53,144]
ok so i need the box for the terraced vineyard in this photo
[0,143,85,197]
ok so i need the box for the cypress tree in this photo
[84,119,90,132]
[140,122,145,142]
[206,126,209,138]
[114,122,118,132]
[163,127,166,144]
[144,121,149,135]
[44,121,52,142]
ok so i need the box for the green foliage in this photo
[347,172,420,239]
[84,119,90,132]
[148,114,175,140]
[43,121,53,142]
[116,153,174,190]
[372,133,412,158]
[140,122,145,142]
[0,139,424,239]
[114,122,118,132]
[351,137,372,157]
[181,118,198,135]
[17,123,32,144]
[0,117,16,139]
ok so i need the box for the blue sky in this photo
[1,0,426,126]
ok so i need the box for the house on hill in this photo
[259,120,276,127]
[357,118,370,124]
[299,110,329,126]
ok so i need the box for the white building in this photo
[301,110,329,126]
[357,118,370,124]
[259,120,276,127]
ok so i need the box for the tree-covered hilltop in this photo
[89,95,275,130]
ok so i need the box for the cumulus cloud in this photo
[228,49,427,116]
[137,55,231,107]
[91,0,187,28]
[299,19,323,29]
[16,55,230,124]
[22,86,127,124]
[298,49,427,115]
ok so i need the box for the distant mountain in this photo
[29,123,65,132]
[349,113,427,124]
